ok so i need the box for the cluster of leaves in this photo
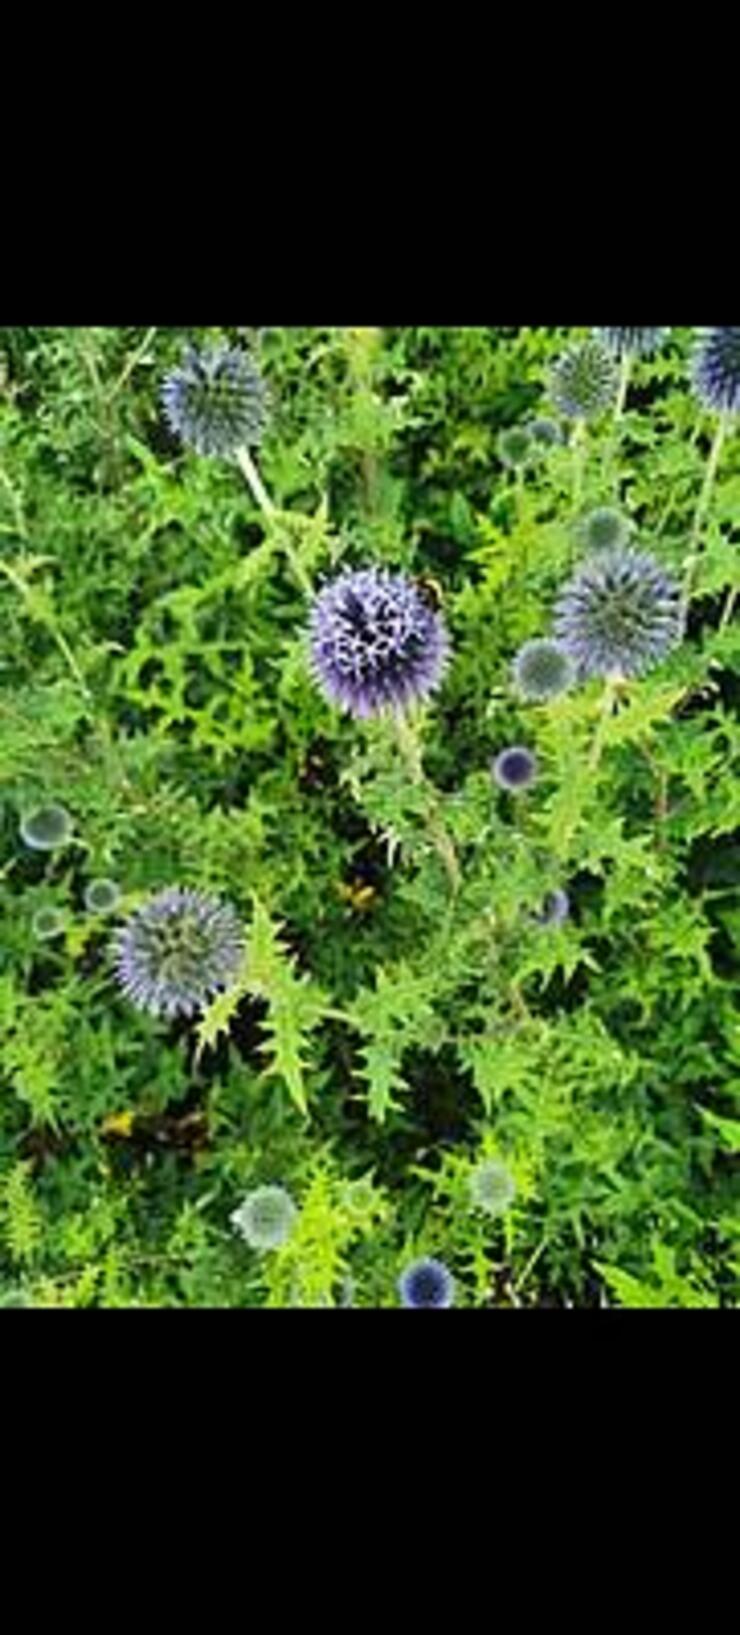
[0,325,737,1307]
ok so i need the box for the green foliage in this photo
[0,325,737,1306]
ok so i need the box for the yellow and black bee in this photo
[412,574,445,613]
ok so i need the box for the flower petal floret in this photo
[553,547,683,680]
[112,886,244,1019]
[549,338,619,421]
[691,328,740,415]
[309,565,450,719]
[398,1257,455,1308]
[161,344,269,457]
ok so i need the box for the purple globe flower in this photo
[492,746,538,791]
[595,328,670,359]
[553,547,683,681]
[161,344,269,457]
[112,886,244,1019]
[399,1257,455,1309]
[535,887,571,928]
[691,328,740,415]
[309,566,450,718]
[549,338,619,421]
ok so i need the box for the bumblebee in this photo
[412,574,445,612]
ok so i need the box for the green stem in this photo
[107,326,158,402]
[614,353,633,421]
[680,412,728,618]
[718,583,738,635]
[393,711,461,897]
[570,418,587,516]
[235,445,313,597]
[0,560,92,700]
[588,673,622,772]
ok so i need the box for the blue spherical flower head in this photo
[535,887,570,928]
[528,417,563,449]
[468,1160,517,1216]
[161,344,269,457]
[230,1186,297,1251]
[20,804,73,852]
[112,886,244,1019]
[512,638,575,702]
[691,328,740,415]
[32,906,65,941]
[577,506,632,554]
[595,328,670,359]
[553,547,683,680]
[84,878,120,915]
[309,566,450,719]
[497,425,533,468]
[549,338,619,421]
[399,1257,455,1309]
[492,745,538,791]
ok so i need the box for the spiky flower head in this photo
[595,328,670,358]
[230,1185,297,1251]
[20,804,73,851]
[553,547,683,680]
[691,328,740,415]
[468,1159,517,1216]
[161,344,269,457]
[512,638,575,702]
[528,417,563,449]
[309,565,450,719]
[536,887,571,928]
[549,338,619,421]
[32,906,65,941]
[112,886,244,1019]
[398,1257,455,1309]
[492,745,538,791]
[84,878,121,915]
[578,506,632,553]
[497,425,532,468]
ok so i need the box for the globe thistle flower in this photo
[309,566,450,719]
[398,1257,455,1309]
[528,417,563,449]
[20,804,73,851]
[230,1185,297,1251]
[492,745,538,791]
[595,328,670,359]
[691,328,740,415]
[497,425,532,468]
[112,886,244,1019]
[32,906,65,941]
[553,547,683,680]
[549,338,619,421]
[161,344,269,457]
[84,878,121,915]
[577,506,632,553]
[468,1159,517,1216]
[512,638,575,702]
[535,887,571,928]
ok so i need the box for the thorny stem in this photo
[587,673,623,772]
[614,352,633,422]
[680,411,728,619]
[0,559,92,700]
[392,711,461,897]
[107,326,158,402]
[718,583,738,634]
[235,444,313,598]
[570,418,587,516]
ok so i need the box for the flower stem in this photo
[570,418,587,516]
[680,412,728,618]
[718,583,738,635]
[393,711,461,896]
[235,444,313,597]
[588,673,622,772]
[614,352,633,421]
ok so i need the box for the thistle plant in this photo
[309,566,450,719]
[20,804,73,851]
[84,878,121,915]
[468,1159,517,1216]
[528,417,562,449]
[398,1257,455,1308]
[553,547,683,681]
[595,328,670,418]
[230,1186,297,1251]
[549,338,619,513]
[577,506,632,554]
[32,906,65,940]
[683,328,740,614]
[497,425,532,469]
[112,887,244,1019]
[512,638,575,702]
[492,746,538,792]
